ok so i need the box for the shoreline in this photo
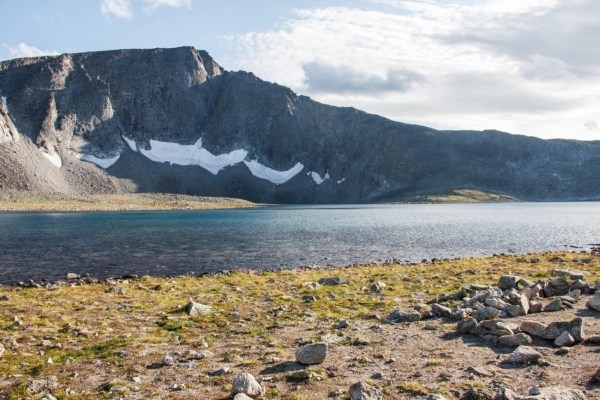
[0,250,599,399]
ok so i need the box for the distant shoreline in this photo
[0,191,258,212]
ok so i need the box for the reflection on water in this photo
[1,202,599,282]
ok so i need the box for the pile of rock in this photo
[387,270,598,348]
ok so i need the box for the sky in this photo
[1,0,599,141]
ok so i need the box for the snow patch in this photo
[43,152,62,168]
[309,171,330,185]
[123,136,137,152]
[244,160,304,185]
[337,178,346,184]
[81,153,121,169]
[139,138,248,175]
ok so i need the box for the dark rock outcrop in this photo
[2,47,600,203]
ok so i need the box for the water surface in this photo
[1,203,599,283]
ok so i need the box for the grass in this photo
[0,250,598,398]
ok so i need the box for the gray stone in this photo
[302,282,322,290]
[66,273,80,280]
[463,387,495,400]
[540,318,584,342]
[495,386,586,400]
[457,318,478,334]
[551,269,571,277]
[543,298,563,312]
[295,342,327,364]
[587,335,600,343]
[387,309,421,323]
[338,319,350,329]
[498,333,532,347]
[474,307,501,321]
[485,298,510,310]
[520,320,547,337]
[498,275,520,290]
[231,373,265,397]
[505,305,526,317]
[185,301,213,316]
[27,376,59,395]
[469,325,489,337]
[349,381,383,400]
[586,293,600,311]
[503,346,542,364]
[431,303,453,317]
[554,331,575,347]
[233,394,254,400]
[570,270,588,280]
[529,301,543,313]
[371,282,386,291]
[318,277,349,286]
[518,279,536,288]
[107,286,127,294]
[161,356,175,366]
[453,308,472,320]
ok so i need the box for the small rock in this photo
[554,331,575,347]
[463,386,494,400]
[431,303,453,317]
[540,318,584,342]
[371,282,386,291]
[529,301,543,313]
[543,298,563,312]
[302,282,322,290]
[505,305,525,318]
[498,333,532,347]
[469,325,489,337]
[66,273,80,280]
[0,295,10,301]
[161,356,175,366]
[349,381,383,400]
[457,318,478,333]
[45,357,53,364]
[209,367,231,376]
[520,320,547,337]
[474,307,501,321]
[503,345,542,364]
[495,386,586,400]
[231,373,265,397]
[185,301,213,316]
[498,275,519,290]
[318,277,349,286]
[233,394,254,400]
[296,342,328,364]
[587,335,600,343]
[107,286,127,294]
[586,293,600,311]
[338,319,350,329]
[230,311,241,319]
[466,366,492,377]
[485,298,510,310]
[387,309,421,323]
[594,369,600,383]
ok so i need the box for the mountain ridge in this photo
[1,46,599,203]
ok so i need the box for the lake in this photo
[1,202,599,283]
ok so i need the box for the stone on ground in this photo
[586,293,600,311]
[474,307,501,321]
[495,386,586,400]
[520,320,547,337]
[543,298,563,312]
[554,331,575,347]
[463,386,494,400]
[431,303,453,317]
[185,301,214,316]
[318,277,349,286]
[498,275,520,290]
[387,309,421,323]
[498,333,532,347]
[231,373,265,397]
[457,318,478,333]
[504,346,542,364]
[295,342,328,364]
[349,381,383,400]
[233,394,254,400]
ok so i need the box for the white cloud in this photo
[6,43,59,59]
[100,0,133,19]
[224,1,600,140]
[140,0,191,11]
[100,0,190,19]
[585,120,598,131]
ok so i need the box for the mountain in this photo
[1,46,599,203]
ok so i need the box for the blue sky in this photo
[2,0,600,140]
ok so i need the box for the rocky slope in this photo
[1,47,599,203]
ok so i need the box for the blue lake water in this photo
[1,202,599,283]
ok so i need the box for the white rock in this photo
[520,320,547,337]
[234,394,254,400]
[504,346,542,364]
[554,331,575,347]
[495,386,586,400]
[231,373,265,397]
[185,301,213,316]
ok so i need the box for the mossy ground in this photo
[0,251,599,399]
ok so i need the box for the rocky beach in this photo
[1,249,599,399]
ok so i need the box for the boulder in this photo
[494,386,586,400]
[498,275,519,290]
[349,381,383,400]
[554,331,575,347]
[520,320,547,337]
[474,307,501,321]
[295,342,328,364]
[186,301,214,316]
[540,318,584,342]
[457,318,478,334]
[498,333,532,347]
[503,346,542,364]
[318,277,349,286]
[231,373,265,397]
[387,309,421,323]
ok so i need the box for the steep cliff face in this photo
[0,46,599,202]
